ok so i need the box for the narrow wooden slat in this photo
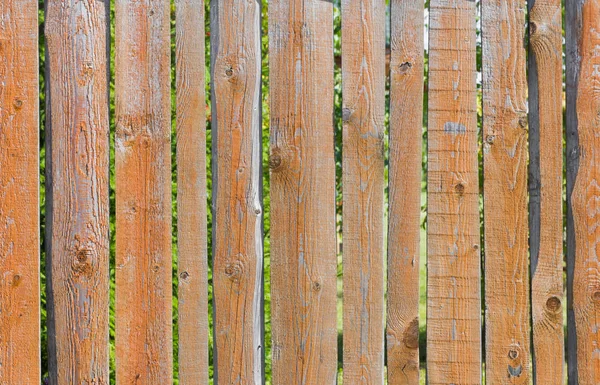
[386,1,424,384]
[341,0,385,382]
[210,0,264,383]
[426,1,481,383]
[481,1,530,382]
[567,1,600,384]
[528,0,564,383]
[176,0,209,383]
[268,0,338,382]
[0,0,40,383]
[44,0,110,382]
[115,0,173,381]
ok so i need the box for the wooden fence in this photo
[2,0,600,384]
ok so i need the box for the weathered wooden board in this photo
[0,0,40,383]
[115,0,173,382]
[427,0,481,383]
[567,1,600,384]
[481,1,530,382]
[341,0,386,383]
[268,0,338,382]
[528,0,564,383]
[45,0,110,383]
[176,0,209,383]
[386,1,424,383]
[210,0,264,383]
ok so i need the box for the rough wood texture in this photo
[386,1,424,384]
[426,1,481,383]
[567,1,600,384]
[176,0,209,383]
[115,0,173,382]
[528,0,564,383]
[481,1,530,383]
[210,0,264,383]
[566,1,581,383]
[268,0,338,382]
[0,0,40,383]
[45,0,110,382]
[341,0,385,383]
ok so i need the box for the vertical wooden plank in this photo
[45,0,110,382]
[0,0,40,383]
[528,0,564,383]
[386,1,424,383]
[481,1,530,383]
[114,0,173,382]
[426,0,481,383]
[341,0,386,382]
[210,0,264,383]
[268,0,338,383]
[176,0,209,383]
[342,0,385,385]
[567,1,600,384]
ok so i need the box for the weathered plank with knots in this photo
[45,0,110,382]
[176,0,209,383]
[482,1,530,382]
[115,0,173,382]
[268,0,338,382]
[341,0,386,382]
[386,1,424,383]
[210,0,264,382]
[567,1,600,384]
[0,0,40,383]
[427,0,481,383]
[528,0,564,383]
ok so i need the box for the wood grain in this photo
[210,0,264,383]
[45,0,110,382]
[0,0,40,383]
[115,0,173,382]
[528,0,564,383]
[341,0,386,383]
[481,1,530,383]
[426,1,481,383]
[268,0,338,383]
[176,0,209,383]
[567,1,600,384]
[386,1,424,383]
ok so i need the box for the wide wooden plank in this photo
[386,0,424,383]
[45,0,110,382]
[341,0,385,382]
[114,0,173,382]
[426,1,481,384]
[268,0,338,382]
[176,0,209,383]
[567,1,600,384]
[528,0,564,383]
[0,0,40,383]
[481,1,530,383]
[210,0,264,383]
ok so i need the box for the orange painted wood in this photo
[115,0,173,382]
[528,0,564,383]
[386,1,424,383]
[426,1,481,383]
[0,0,40,383]
[210,0,264,382]
[268,0,338,382]
[176,0,209,383]
[45,0,110,382]
[482,1,530,382]
[341,0,386,383]
[567,1,600,383]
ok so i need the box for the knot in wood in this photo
[593,291,600,302]
[546,296,561,312]
[399,62,412,74]
[518,116,527,128]
[269,153,283,170]
[224,260,244,283]
[12,274,21,287]
[312,281,321,292]
[402,318,419,349]
[508,349,519,360]
[342,108,352,123]
[180,271,190,280]
[13,99,23,109]
[486,135,496,144]
[455,183,465,195]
